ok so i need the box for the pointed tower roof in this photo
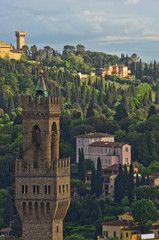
[33,70,48,99]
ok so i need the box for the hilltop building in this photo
[96,64,131,78]
[76,132,131,168]
[85,164,138,198]
[98,212,159,240]
[15,71,70,240]
[0,31,25,60]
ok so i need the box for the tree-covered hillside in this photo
[1,46,159,239]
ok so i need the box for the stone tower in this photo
[15,71,70,240]
[15,31,26,51]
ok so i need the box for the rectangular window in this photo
[63,185,65,193]
[105,159,107,164]
[105,148,107,154]
[109,148,111,154]
[22,185,28,194]
[66,184,68,193]
[101,148,103,154]
[114,232,116,237]
[45,185,51,194]
[126,232,128,238]
[125,147,128,152]
[125,158,128,163]
[97,148,100,153]
[108,159,111,165]
[33,185,39,194]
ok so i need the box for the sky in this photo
[1,0,159,62]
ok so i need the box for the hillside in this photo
[1,46,159,239]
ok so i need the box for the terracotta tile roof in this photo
[0,227,11,232]
[75,132,114,138]
[88,142,126,148]
[102,220,129,227]
[102,164,119,172]
[149,173,159,181]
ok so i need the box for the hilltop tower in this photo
[15,71,70,240]
[15,31,26,51]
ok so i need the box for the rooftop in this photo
[75,132,114,138]
[149,173,159,181]
[102,220,129,227]
[88,142,126,148]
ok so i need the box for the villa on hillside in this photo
[96,64,131,78]
[85,164,138,198]
[76,132,131,169]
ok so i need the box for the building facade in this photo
[76,132,114,163]
[98,213,159,240]
[96,64,131,78]
[85,141,131,169]
[15,71,70,240]
[0,31,25,60]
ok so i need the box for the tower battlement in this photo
[22,95,60,112]
[15,158,70,176]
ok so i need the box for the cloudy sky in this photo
[1,0,159,62]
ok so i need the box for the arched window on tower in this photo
[51,122,58,160]
[22,202,26,216]
[46,202,50,215]
[35,202,39,220]
[29,202,32,215]
[32,125,41,145]
[32,125,41,168]
[41,202,44,218]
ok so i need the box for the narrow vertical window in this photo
[66,184,68,193]
[33,185,39,194]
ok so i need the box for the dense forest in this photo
[1,45,159,239]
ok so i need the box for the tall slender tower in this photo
[15,31,26,50]
[15,71,70,240]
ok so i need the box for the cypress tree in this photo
[123,165,128,195]
[155,90,159,104]
[90,163,96,195]
[95,157,102,198]
[114,164,124,202]
[86,88,91,105]
[127,163,134,203]
[92,87,97,106]
[8,97,15,113]
[98,89,104,107]
[81,82,86,107]
[86,100,94,118]
[78,149,85,182]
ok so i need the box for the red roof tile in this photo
[75,132,114,138]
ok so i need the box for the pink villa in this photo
[76,132,131,169]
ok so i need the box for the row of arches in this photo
[22,201,51,219]
[32,122,59,168]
